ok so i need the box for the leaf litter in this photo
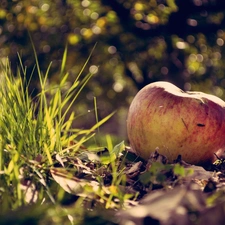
[17,145,225,225]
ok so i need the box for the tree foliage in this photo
[1,0,225,136]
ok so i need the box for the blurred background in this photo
[1,0,225,140]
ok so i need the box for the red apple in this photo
[127,81,225,165]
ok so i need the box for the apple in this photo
[127,81,225,165]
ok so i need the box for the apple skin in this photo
[127,81,225,165]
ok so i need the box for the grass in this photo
[0,49,128,224]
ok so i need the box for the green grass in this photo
[0,50,129,224]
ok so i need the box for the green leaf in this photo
[112,141,125,157]
[173,164,185,177]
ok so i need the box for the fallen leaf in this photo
[55,154,65,167]
[125,161,143,175]
[20,180,38,204]
[119,183,206,225]
[184,164,214,180]
[51,168,83,194]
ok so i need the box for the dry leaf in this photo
[119,184,206,225]
[51,168,83,194]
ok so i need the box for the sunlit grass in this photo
[0,47,131,224]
